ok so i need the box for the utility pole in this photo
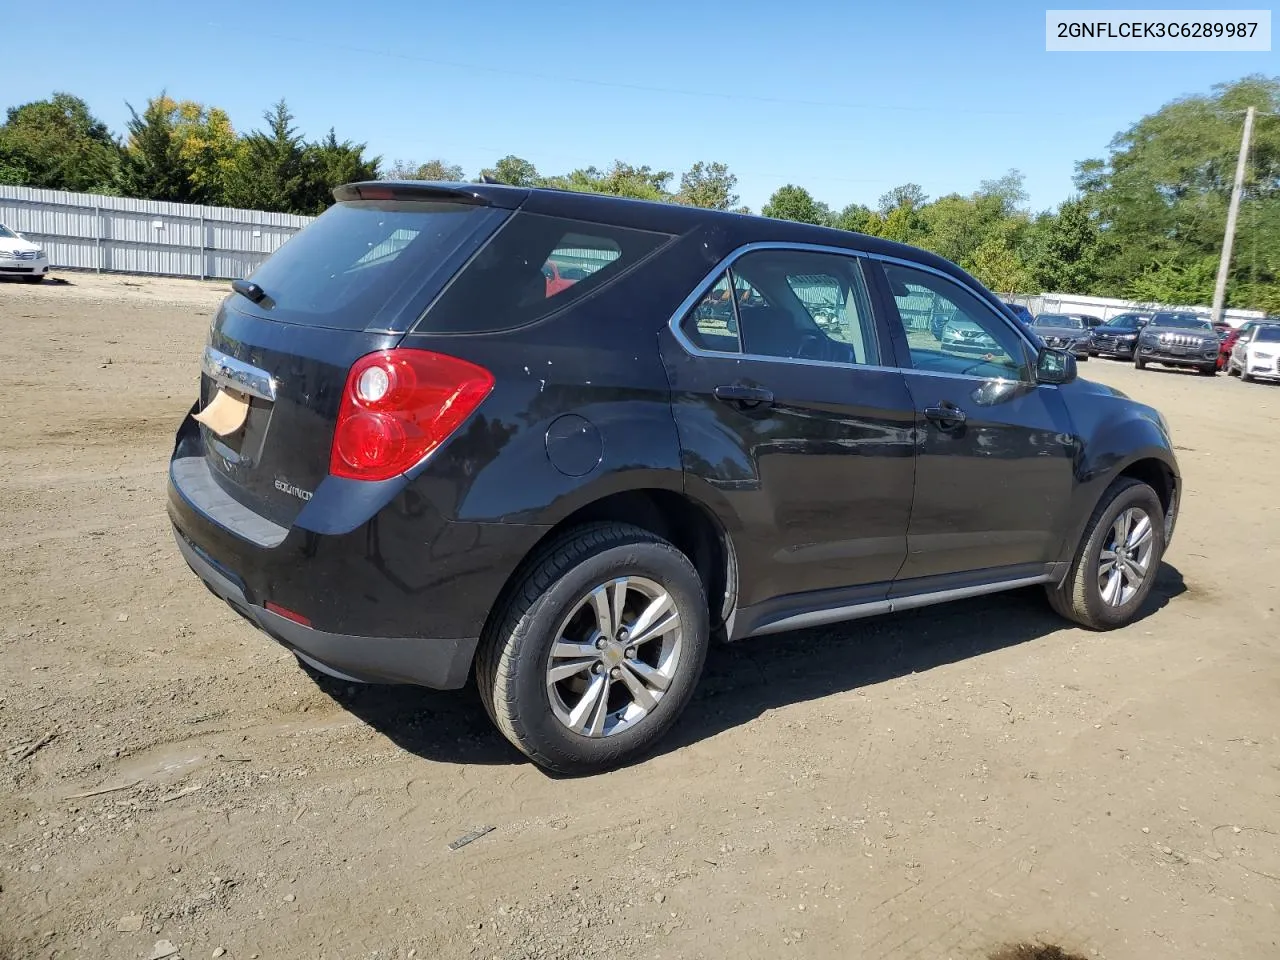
[1211,105,1255,327]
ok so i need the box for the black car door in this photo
[866,258,1078,589]
[659,246,917,624]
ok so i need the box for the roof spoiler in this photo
[333,180,525,207]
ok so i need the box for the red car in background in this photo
[543,260,577,297]
[1219,318,1280,370]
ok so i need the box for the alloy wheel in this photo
[545,576,683,738]
[1097,507,1155,606]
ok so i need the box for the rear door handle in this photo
[924,402,967,427]
[714,384,774,406]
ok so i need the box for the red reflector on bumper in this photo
[265,602,312,627]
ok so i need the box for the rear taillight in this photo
[329,349,494,482]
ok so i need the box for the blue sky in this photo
[7,0,1275,213]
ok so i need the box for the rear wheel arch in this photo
[487,488,739,640]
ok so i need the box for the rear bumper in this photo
[166,409,551,688]
[174,527,477,688]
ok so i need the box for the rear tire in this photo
[476,522,709,775]
[1046,477,1165,631]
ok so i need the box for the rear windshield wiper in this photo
[231,277,270,305]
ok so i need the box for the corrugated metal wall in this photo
[1004,291,1264,326]
[0,186,314,280]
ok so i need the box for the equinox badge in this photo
[274,478,314,501]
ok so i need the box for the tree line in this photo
[2,76,1277,311]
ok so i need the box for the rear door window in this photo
[678,249,881,366]
[238,199,503,330]
[418,213,673,334]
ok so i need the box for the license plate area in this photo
[202,383,274,465]
[200,346,278,468]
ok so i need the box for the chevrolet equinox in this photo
[168,182,1181,774]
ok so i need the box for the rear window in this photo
[418,212,673,334]
[239,199,499,330]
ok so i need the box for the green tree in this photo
[172,101,239,203]
[480,155,541,186]
[1126,256,1220,305]
[969,218,1033,293]
[223,100,311,213]
[385,158,465,181]
[878,203,926,244]
[977,169,1029,217]
[832,202,877,233]
[1077,74,1280,308]
[299,130,379,214]
[1024,197,1106,293]
[549,161,673,200]
[0,93,121,193]
[676,161,739,210]
[877,182,928,215]
[761,184,824,224]
[117,93,207,203]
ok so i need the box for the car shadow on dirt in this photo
[313,562,1187,771]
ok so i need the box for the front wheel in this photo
[1134,355,1146,370]
[1047,477,1165,630]
[1198,363,1216,376]
[476,522,709,775]
[1241,365,1254,383]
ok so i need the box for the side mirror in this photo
[1036,347,1077,385]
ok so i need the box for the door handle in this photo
[924,402,967,428]
[714,384,774,407]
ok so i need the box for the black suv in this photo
[168,182,1181,774]
[1134,312,1220,375]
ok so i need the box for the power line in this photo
[233,27,1071,121]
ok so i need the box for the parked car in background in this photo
[1028,313,1091,359]
[1076,314,1104,330]
[937,316,1003,357]
[1090,313,1152,359]
[1209,320,1234,369]
[1227,322,1280,383]
[542,260,577,297]
[1002,301,1035,326]
[1135,312,1220,375]
[167,180,1181,774]
[1219,318,1279,371]
[0,222,49,283]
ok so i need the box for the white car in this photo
[0,222,50,283]
[1228,322,1280,383]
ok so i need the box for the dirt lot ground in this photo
[2,271,1278,960]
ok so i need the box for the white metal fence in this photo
[0,185,314,281]
[1002,290,1265,327]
